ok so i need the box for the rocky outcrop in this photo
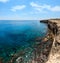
[40,20,49,24]
[40,20,58,35]
[40,19,60,63]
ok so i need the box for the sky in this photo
[0,0,60,20]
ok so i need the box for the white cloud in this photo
[30,2,40,8]
[30,2,60,12]
[49,6,60,11]
[0,0,9,3]
[11,5,26,12]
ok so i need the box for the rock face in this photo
[40,20,58,35]
[40,20,49,24]
[40,19,60,63]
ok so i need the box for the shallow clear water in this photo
[0,20,47,63]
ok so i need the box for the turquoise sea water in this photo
[0,20,47,63]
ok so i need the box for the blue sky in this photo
[0,0,60,20]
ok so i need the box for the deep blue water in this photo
[0,20,47,62]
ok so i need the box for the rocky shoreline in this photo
[7,19,60,63]
[8,19,56,63]
[0,19,60,63]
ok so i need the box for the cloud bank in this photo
[30,2,60,12]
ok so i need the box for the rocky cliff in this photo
[40,19,60,63]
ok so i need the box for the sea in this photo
[0,20,47,63]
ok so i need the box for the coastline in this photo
[0,19,60,63]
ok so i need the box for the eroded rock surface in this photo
[40,19,60,63]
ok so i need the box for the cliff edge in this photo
[40,19,60,63]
